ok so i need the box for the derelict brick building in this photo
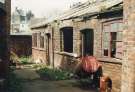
[30,0,135,92]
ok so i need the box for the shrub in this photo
[37,67,73,81]
[19,56,32,64]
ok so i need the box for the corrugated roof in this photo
[58,0,122,20]
[30,0,123,29]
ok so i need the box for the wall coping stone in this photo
[55,51,79,58]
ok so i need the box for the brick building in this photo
[121,0,135,92]
[30,0,132,92]
[0,0,11,78]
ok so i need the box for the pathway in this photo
[14,65,98,92]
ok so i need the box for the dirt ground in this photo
[14,65,98,92]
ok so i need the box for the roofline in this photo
[30,0,123,29]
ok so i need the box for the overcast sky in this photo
[11,0,88,18]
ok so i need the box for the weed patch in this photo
[37,67,73,81]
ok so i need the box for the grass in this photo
[36,67,73,81]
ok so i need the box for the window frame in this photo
[40,32,45,48]
[32,33,37,47]
[102,19,123,59]
[60,27,73,53]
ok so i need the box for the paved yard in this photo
[14,65,98,92]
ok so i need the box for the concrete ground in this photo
[14,65,98,92]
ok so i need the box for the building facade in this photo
[30,0,130,92]
[0,0,11,77]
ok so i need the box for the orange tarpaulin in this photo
[81,56,101,73]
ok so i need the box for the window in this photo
[40,33,44,48]
[60,27,73,53]
[111,32,117,58]
[103,32,110,56]
[33,33,37,47]
[102,20,123,59]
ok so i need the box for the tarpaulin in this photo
[81,56,101,73]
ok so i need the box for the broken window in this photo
[60,27,73,53]
[102,21,123,59]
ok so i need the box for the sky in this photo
[11,0,88,18]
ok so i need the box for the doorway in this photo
[46,33,51,65]
[81,29,94,56]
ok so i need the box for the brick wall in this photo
[32,48,48,64]
[100,61,122,92]
[73,18,102,57]
[121,0,135,92]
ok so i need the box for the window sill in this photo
[97,57,122,65]
[55,51,79,58]
[32,47,46,51]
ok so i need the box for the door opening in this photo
[81,29,94,56]
[46,33,51,65]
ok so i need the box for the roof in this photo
[59,0,122,20]
[30,0,123,29]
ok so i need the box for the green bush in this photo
[37,67,72,81]
[19,56,32,64]
[10,52,32,65]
